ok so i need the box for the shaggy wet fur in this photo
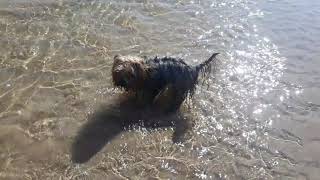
[112,53,219,112]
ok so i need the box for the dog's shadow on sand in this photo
[71,95,192,164]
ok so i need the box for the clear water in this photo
[0,0,319,179]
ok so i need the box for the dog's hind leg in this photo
[168,89,188,112]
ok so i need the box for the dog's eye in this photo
[115,65,124,72]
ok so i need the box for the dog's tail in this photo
[195,53,219,73]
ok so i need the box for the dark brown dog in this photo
[112,53,219,112]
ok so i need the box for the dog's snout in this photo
[119,79,127,86]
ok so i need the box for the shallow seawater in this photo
[0,0,319,179]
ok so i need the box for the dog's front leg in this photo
[135,89,157,107]
[152,84,178,111]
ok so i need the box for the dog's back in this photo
[145,57,198,93]
[145,53,219,93]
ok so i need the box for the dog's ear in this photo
[132,62,147,81]
[114,54,120,59]
[113,54,122,64]
[113,55,125,72]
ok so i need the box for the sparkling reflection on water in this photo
[0,0,319,179]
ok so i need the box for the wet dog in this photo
[112,53,219,112]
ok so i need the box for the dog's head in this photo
[112,55,147,91]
